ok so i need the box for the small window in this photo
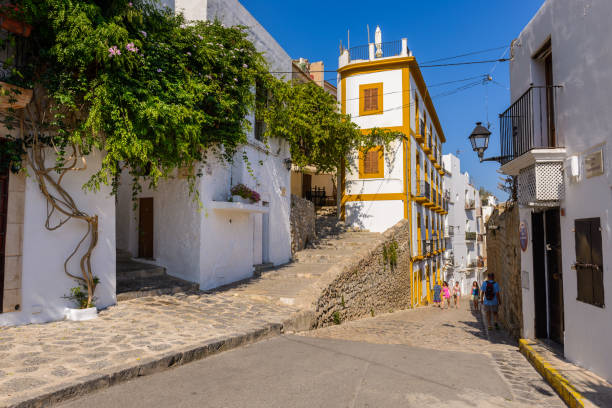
[574,218,604,307]
[359,146,384,178]
[255,79,268,141]
[359,83,383,116]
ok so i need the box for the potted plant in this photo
[230,183,261,204]
[64,279,99,321]
[0,4,32,37]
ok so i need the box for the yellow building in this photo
[338,28,448,306]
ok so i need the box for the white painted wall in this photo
[510,0,612,382]
[1,150,115,326]
[345,200,403,233]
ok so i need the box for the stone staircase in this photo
[116,249,199,301]
[224,207,383,321]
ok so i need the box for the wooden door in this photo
[138,197,154,259]
[545,209,564,344]
[0,166,8,310]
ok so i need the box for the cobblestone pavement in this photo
[0,291,296,407]
[300,300,566,407]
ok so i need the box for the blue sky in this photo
[241,0,545,200]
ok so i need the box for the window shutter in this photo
[363,87,378,112]
[364,149,379,174]
[574,218,604,307]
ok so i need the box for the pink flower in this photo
[128,2,133,6]
[186,51,192,56]
[126,42,139,53]
[242,64,248,68]
[108,45,121,57]
[157,68,163,73]
[197,34,203,40]
[140,30,147,38]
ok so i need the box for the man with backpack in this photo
[480,271,501,330]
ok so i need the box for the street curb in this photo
[518,339,585,408]
[4,321,291,408]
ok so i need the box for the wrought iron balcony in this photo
[465,199,475,210]
[498,86,566,206]
[465,231,477,241]
[414,180,431,203]
[499,86,562,165]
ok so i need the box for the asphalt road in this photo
[58,334,519,408]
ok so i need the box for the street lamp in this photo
[468,122,507,163]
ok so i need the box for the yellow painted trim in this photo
[402,67,410,221]
[423,145,432,154]
[434,163,441,170]
[342,193,405,203]
[519,339,586,408]
[359,82,384,116]
[428,153,436,163]
[407,59,446,143]
[360,126,406,134]
[338,57,412,78]
[358,146,385,179]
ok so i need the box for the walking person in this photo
[480,272,501,330]
[433,281,442,308]
[471,281,480,311]
[452,281,461,309]
[442,281,451,309]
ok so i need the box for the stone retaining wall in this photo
[314,219,411,327]
[486,203,523,339]
[290,194,315,255]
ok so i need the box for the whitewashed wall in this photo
[1,150,115,326]
[510,0,612,382]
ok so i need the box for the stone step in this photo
[257,263,333,280]
[116,260,166,281]
[294,249,354,264]
[116,275,199,301]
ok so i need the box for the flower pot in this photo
[232,195,253,204]
[0,14,31,37]
[0,82,33,109]
[65,306,97,321]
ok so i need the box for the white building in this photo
[496,0,612,383]
[116,0,292,291]
[337,29,448,306]
[442,153,486,294]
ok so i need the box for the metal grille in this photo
[517,162,564,206]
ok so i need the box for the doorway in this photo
[531,209,564,344]
[138,197,154,259]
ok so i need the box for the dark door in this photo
[532,212,548,338]
[545,54,556,147]
[0,165,8,311]
[545,209,564,344]
[302,174,312,198]
[138,197,154,259]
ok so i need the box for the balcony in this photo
[465,200,475,210]
[339,38,409,69]
[465,231,477,241]
[498,86,565,207]
[414,180,434,206]
[445,226,454,236]
[416,119,426,143]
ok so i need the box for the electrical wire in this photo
[421,45,507,64]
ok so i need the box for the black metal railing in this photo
[380,40,403,58]
[499,86,562,165]
[447,226,454,236]
[345,40,403,60]
[416,180,431,200]
[465,231,477,241]
[465,199,475,210]
[348,44,369,61]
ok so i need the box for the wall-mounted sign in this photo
[519,221,528,252]
[585,149,604,179]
